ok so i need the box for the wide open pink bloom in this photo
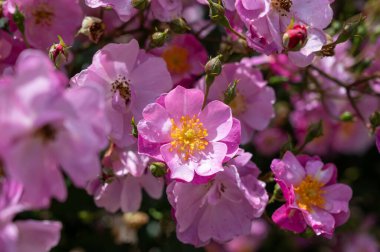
[5,0,83,49]
[137,85,241,182]
[167,150,268,247]
[271,151,352,237]
[87,146,164,213]
[71,39,172,148]
[0,50,110,207]
[235,0,333,66]
[151,34,208,87]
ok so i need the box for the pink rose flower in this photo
[271,151,352,237]
[150,34,208,87]
[166,150,268,247]
[198,62,275,144]
[5,0,83,49]
[236,0,333,66]
[87,145,164,213]
[137,85,241,182]
[0,179,62,252]
[71,39,172,148]
[0,50,110,207]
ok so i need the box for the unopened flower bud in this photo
[304,120,323,144]
[49,36,69,68]
[205,54,222,77]
[340,111,354,122]
[370,111,380,131]
[131,117,138,138]
[283,24,307,51]
[132,0,149,10]
[150,29,169,48]
[170,18,191,34]
[149,162,167,177]
[205,54,223,87]
[207,0,230,27]
[78,16,105,43]
[12,6,25,34]
[224,80,238,105]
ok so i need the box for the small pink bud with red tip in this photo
[283,24,308,51]
[49,35,69,68]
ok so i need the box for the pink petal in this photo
[15,220,61,252]
[96,41,140,77]
[220,118,241,159]
[4,140,66,207]
[164,86,203,120]
[303,207,335,236]
[140,173,164,199]
[270,151,306,187]
[94,180,123,213]
[161,143,196,182]
[305,160,334,185]
[291,0,333,29]
[272,205,307,233]
[138,103,172,143]
[137,136,163,161]
[198,100,233,142]
[323,184,352,214]
[195,142,227,177]
[240,86,275,130]
[121,176,142,212]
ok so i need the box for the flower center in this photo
[170,115,208,161]
[294,176,325,211]
[162,45,191,75]
[32,3,54,26]
[111,75,131,104]
[271,0,292,16]
[34,124,56,143]
[0,159,4,178]
[229,92,247,115]
[340,122,355,138]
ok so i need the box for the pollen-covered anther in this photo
[294,176,325,211]
[162,45,190,75]
[111,75,131,104]
[33,3,55,26]
[170,115,209,161]
[229,92,247,115]
[271,0,293,16]
[34,124,57,143]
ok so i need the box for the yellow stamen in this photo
[294,176,325,211]
[170,115,208,161]
[229,92,247,115]
[32,3,54,26]
[162,45,190,75]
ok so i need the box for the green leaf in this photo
[12,6,25,34]
[335,14,366,45]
